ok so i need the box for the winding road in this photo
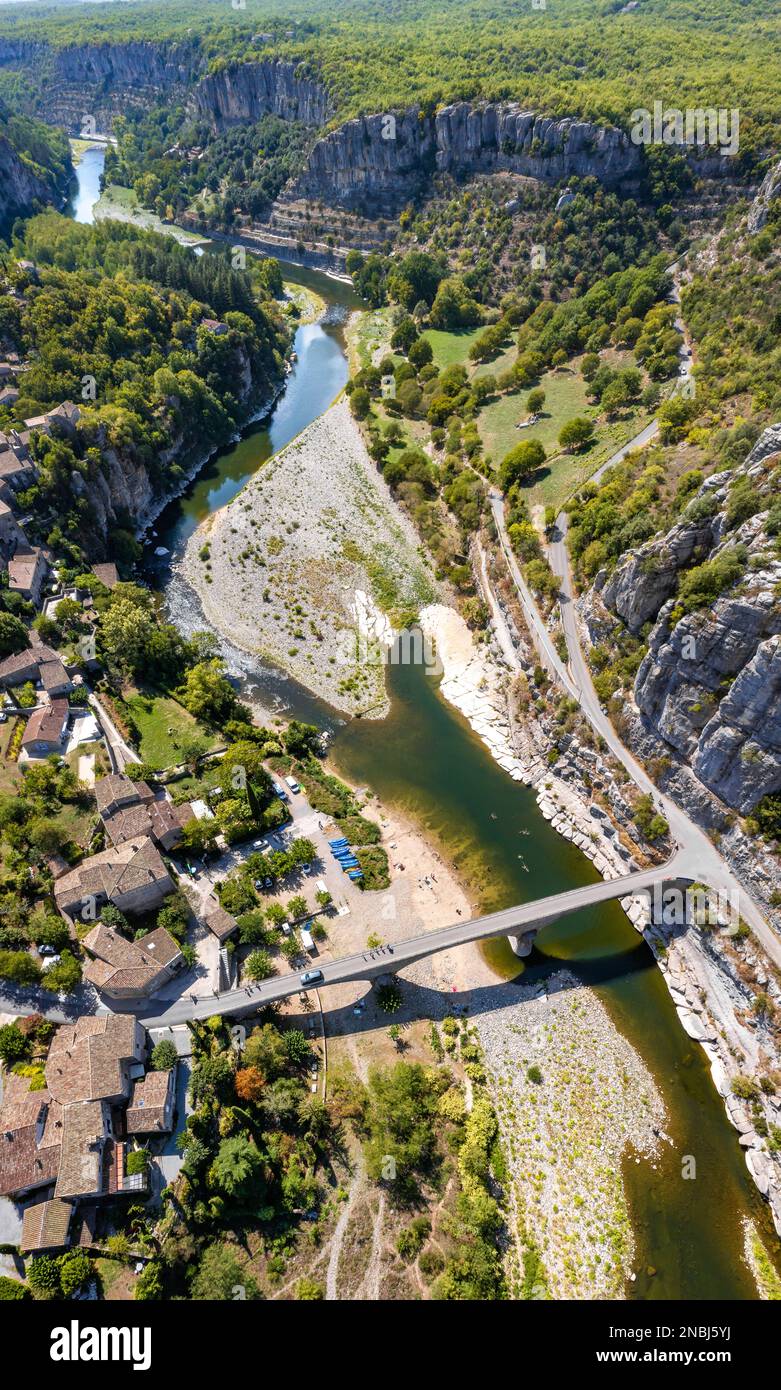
[487,277,780,967]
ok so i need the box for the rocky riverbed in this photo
[475,971,667,1299]
[182,397,439,718]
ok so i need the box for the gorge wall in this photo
[0,39,643,212]
[581,426,781,827]
[0,133,59,227]
[296,104,643,213]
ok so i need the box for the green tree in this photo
[559,417,595,451]
[27,1255,61,1299]
[245,949,276,981]
[211,1135,265,1202]
[151,1039,178,1071]
[0,1022,29,1066]
[191,1243,260,1301]
[0,614,28,660]
[499,439,545,492]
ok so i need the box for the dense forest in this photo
[0,216,289,563]
[105,106,314,228]
[0,0,779,164]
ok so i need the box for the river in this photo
[71,147,776,1300]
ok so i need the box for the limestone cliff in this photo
[188,60,330,129]
[296,103,642,213]
[0,133,57,226]
[583,426,781,820]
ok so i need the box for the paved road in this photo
[88,691,140,772]
[138,853,686,1026]
[486,283,780,969]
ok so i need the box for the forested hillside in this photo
[1,0,779,159]
[0,94,71,230]
[0,216,289,563]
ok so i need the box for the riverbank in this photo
[476,970,668,1299]
[181,397,439,719]
[421,560,781,1249]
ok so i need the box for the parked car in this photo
[284,775,301,794]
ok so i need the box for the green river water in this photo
[71,150,775,1298]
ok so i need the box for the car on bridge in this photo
[300,969,323,985]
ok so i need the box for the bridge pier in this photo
[508,930,537,958]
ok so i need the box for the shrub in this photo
[0,1023,29,1066]
[0,1276,29,1300]
[151,1040,178,1071]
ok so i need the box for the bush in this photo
[151,1040,178,1071]
[27,1255,61,1299]
[0,1023,29,1066]
[0,1276,29,1300]
[245,950,276,982]
[42,950,81,994]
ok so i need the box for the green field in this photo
[122,691,220,771]
[423,326,484,369]
[94,183,207,247]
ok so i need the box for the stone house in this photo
[54,835,175,920]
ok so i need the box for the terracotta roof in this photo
[102,793,192,849]
[45,1015,143,1106]
[80,923,181,997]
[0,645,55,684]
[91,562,118,589]
[20,1198,73,1252]
[204,903,238,941]
[55,1099,108,1199]
[7,549,47,592]
[0,1075,62,1198]
[94,773,154,817]
[38,659,70,691]
[125,1069,174,1134]
[21,698,68,749]
[54,835,173,916]
[103,803,154,846]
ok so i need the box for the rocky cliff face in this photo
[188,60,330,129]
[0,134,57,226]
[296,103,642,213]
[584,426,781,818]
[71,338,279,552]
[0,37,202,132]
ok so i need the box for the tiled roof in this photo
[21,698,68,748]
[204,903,238,941]
[94,773,153,817]
[54,835,172,914]
[20,1198,73,1252]
[38,659,70,691]
[125,1069,174,1134]
[79,923,181,997]
[55,1100,107,1199]
[45,1015,143,1106]
[7,549,46,591]
[0,645,56,684]
[91,563,118,589]
[0,1075,62,1198]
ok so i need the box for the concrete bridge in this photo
[140,850,695,1028]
